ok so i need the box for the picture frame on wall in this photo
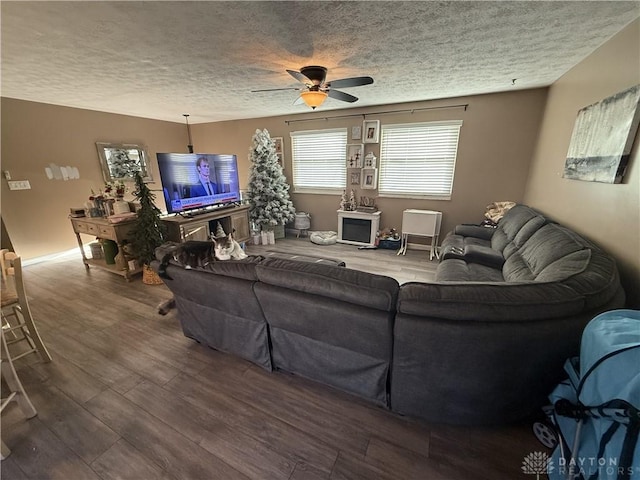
[350,171,361,185]
[361,167,378,189]
[364,152,377,168]
[273,137,284,169]
[363,120,380,144]
[346,144,364,168]
[563,84,640,184]
[351,125,362,140]
[96,142,152,183]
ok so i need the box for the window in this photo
[378,121,462,199]
[291,128,347,193]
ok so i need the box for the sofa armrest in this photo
[463,245,505,268]
[452,224,496,240]
[398,282,585,321]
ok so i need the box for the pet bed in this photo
[309,231,338,245]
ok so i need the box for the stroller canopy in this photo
[577,309,640,407]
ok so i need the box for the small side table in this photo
[398,209,442,260]
[70,216,140,281]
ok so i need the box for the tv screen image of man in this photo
[191,156,218,196]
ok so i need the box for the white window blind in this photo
[379,121,462,199]
[291,128,347,193]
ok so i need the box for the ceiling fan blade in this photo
[326,76,374,89]
[251,87,300,93]
[287,69,311,84]
[328,89,358,103]
[293,96,304,106]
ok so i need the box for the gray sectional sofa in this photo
[152,205,625,425]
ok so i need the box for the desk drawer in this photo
[98,225,116,241]
[73,221,88,233]
[73,221,98,235]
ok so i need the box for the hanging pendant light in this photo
[183,114,193,153]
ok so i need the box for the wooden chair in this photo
[1,325,38,459]
[0,250,52,363]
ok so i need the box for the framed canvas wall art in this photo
[563,85,640,184]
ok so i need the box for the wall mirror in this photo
[96,142,152,183]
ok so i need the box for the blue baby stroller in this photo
[534,309,640,480]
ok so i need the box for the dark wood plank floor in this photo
[2,237,548,479]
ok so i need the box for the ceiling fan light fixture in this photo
[300,90,328,109]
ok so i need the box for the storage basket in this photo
[378,238,401,250]
[89,242,103,259]
[294,212,311,230]
[274,224,285,239]
[142,265,164,285]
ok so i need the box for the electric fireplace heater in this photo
[337,210,381,246]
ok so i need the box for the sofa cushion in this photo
[440,233,491,261]
[489,228,510,253]
[261,250,345,266]
[441,233,492,250]
[499,205,545,240]
[452,224,496,240]
[461,245,505,269]
[436,259,504,282]
[513,216,547,248]
[536,249,591,282]
[519,224,585,277]
[397,282,585,321]
[256,257,399,312]
[548,228,624,309]
[502,223,587,283]
[502,253,536,282]
[491,205,547,252]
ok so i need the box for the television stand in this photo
[177,203,237,219]
[161,204,250,243]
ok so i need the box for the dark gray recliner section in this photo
[151,252,273,371]
[391,205,625,425]
[151,204,625,425]
[254,258,399,407]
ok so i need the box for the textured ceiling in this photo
[2,1,639,124]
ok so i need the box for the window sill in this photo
[377,193,451,201]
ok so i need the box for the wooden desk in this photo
[70,216,141,281]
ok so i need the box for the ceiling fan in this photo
[252,66,374,109]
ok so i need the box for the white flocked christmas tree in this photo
[246,129,295,232]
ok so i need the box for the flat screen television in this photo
[156,153,241,214]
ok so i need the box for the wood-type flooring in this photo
[1,237,548,479]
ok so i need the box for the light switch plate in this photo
[8,180,31,190]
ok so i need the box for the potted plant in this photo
[129,171,166,284]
